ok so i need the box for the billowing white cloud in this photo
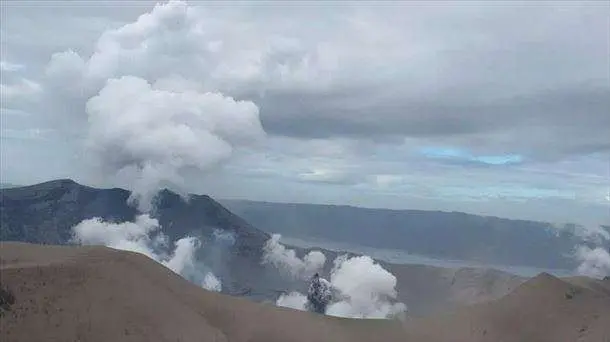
[262,234,326,279]
[42,0,282,210]
[1,0,607,226]
[326,255,407,319]
[264,235,406,319]
[71,214,223,292]
[44,0,336,98]
[85,75,264,209]
[575,246,610,279]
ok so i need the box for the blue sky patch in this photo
[419,147,524,166]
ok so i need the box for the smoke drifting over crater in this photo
[263,234,406,319]
[71,214,222,292]
[263,234,326,279]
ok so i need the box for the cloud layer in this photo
[1,0,608,225]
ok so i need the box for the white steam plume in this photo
[263,234,407,319]
[45,1,268,211]
[85,76,264,211]
[326,255,407,319]
[203,273,222,292]
[71,214,222,292]
[575,246,610,279]
[262,234,326,279]
[572,225,610,279]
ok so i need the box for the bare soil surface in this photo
[1,242,608,342]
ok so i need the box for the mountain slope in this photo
[221,199,603,270]
[0,179,279,302]
[0,242,407,342]
[0,180,269,256]
[386,263,525,316]
[1,242,608,342]
[403,272,610,342]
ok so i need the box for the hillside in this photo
[221,199,607,270]
[0,242,406,342]
[386,263,525,316]
[1,242,608,342]
[403,272,610,342]
[0,180,277,301]
[0,180,269,255]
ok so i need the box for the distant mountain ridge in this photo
[0,179,269,255]
[221,199,609,270]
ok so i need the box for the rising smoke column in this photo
[43,0,333,209]
[326,255,406,319]
[45,2,269,292]
[262,234,326,279]
[84,76,264,211]
[44,1,268,211]
[575,246,610,279]
[263,234,407,319]
[71,214,222,292]
[570,224,610,279]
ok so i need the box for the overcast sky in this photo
[1,0,608,226]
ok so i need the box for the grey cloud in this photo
[243,1,609,160]
[257,81,609,160]
[1,0,607,226]
[5,1,606,163]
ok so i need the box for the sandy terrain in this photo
[387,262,525,316]
[1,242,608,342]
[403,272,610,342]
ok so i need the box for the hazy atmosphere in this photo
[2,0,608,227]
